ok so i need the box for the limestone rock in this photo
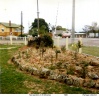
[74,66,82,74]
[87,65,93,71]
[39,68,50,78]
[18,64,24,71]
[83,80,96,88]
[11,56,15,62]
[30,67,39,76]
[14,59,20,66]
[95,81,99,88]
[66,77,73,85]
[72,76,84,86]
[90,60,99,66]
[56,74,68,82]
[48,71,58,80]
[88,72,99,79]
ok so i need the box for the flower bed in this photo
[11,46,99,90]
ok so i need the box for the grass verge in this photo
[83,46,99,57]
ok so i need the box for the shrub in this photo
[55,49,61,59]
[61,46,66,53]
[28,34,53,48]
[32,32,38,37]
[18,34,27,37]
[58,34,62,37]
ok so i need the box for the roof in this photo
[0,22,22,28]
[75,33,86,35]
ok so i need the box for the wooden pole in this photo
[21,11,23,37]
[10,35,12,45]
[71,0,75,43]
[66,37,68,50]
[25,36,27,45]
[37,0,39,35]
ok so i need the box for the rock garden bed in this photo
[11,46,99,91]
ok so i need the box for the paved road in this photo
[0,38,99,47]
[53,38,99,47]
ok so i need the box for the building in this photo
[0,21,24,36]
[75,32,86,38]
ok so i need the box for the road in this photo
[53,38,99,47]
[0,38,99,47]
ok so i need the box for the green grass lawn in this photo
[69,44,99,57]
[83,46,99,57]
[0,45,98,94]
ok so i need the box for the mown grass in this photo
[0,44,19,48]
[69,44,99,57]
[83,46,99,57]
[0,45,97,94]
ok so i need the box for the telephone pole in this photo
[55,2,59,34]
[37,0,39,35]
[71,0,75,43]
[21,11,23,37]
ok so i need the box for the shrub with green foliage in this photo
[32,32,38,37]
[28,34,53,48]
[58,34,62,37]
[18,34,27,37]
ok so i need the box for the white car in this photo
[62,32,71,38]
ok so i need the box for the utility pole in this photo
[37,0,39,35]
[21,11,23,37]
[55,2,59,34]
[71,0,75,43]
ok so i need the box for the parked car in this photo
[62,32,71,38]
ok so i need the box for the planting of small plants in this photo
[11,35,99,93]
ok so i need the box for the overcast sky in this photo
[0,0,99,33]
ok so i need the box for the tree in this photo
[83,22,99,38]
[56,25,66,31]
[83,25,91,37]
[56,26,62,30]
[29,18,49,35]
[90,22,97,37]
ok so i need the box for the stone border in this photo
[11,56,99,90]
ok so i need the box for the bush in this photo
[32,32,38,37]
[18,34,27,37]
[58,33,62,37]
[28,34,53,48]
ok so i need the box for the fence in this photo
[0,36,28,45]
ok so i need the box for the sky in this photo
[0,0,99,33]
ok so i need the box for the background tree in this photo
[83,25,91,37]
[91,22,98,37]
[29,18,49,36]
[56,25,62,30]
[56,25,66,31]
[83,22,99,38]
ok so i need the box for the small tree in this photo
[55,49,61,59]
[40,41,46,58]
[71,40,82,59]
